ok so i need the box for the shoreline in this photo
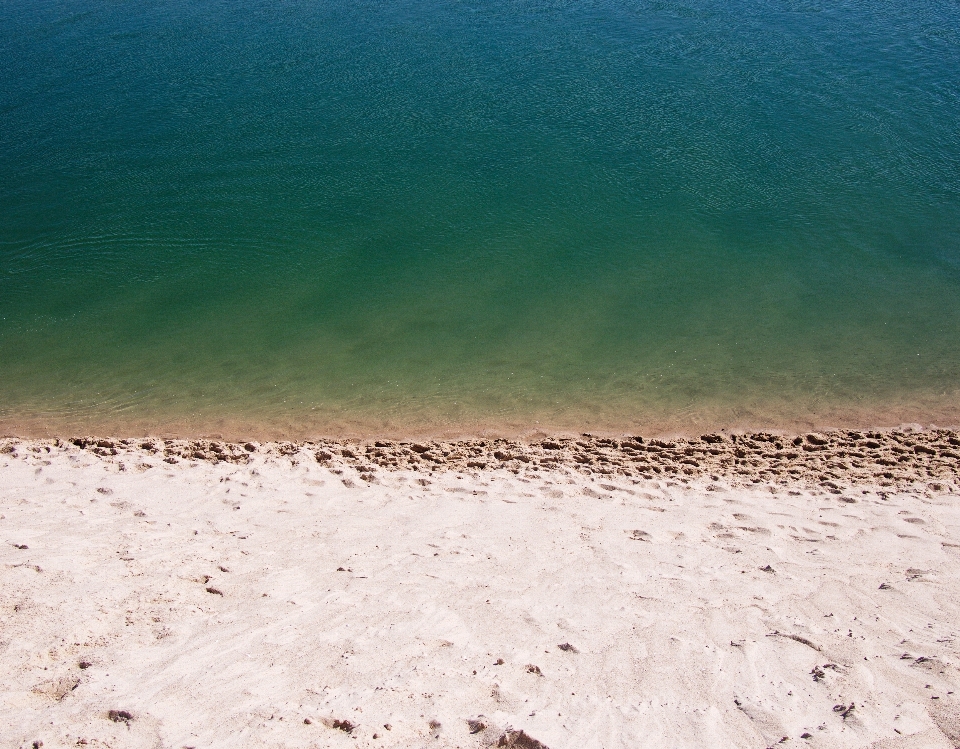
[3,425,958,491]
[3,397,960,444]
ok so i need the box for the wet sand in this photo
[2,428,959,748]
[3,394,960,445]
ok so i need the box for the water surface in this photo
[2,0,960,436]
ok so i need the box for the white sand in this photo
[2,442,959,748]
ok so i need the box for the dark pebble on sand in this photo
[496,728,550,748]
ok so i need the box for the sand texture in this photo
[2,430,960,748]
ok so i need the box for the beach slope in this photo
[2,434,959,748]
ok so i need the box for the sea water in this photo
[2,0,959,436]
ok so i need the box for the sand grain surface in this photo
[2,436,960,748]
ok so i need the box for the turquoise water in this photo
[2,0,960,436]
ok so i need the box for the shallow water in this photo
[2,0,960,437]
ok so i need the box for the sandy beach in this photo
[2,429,959,748]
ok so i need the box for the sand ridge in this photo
[1,433,959,748]
[36,426,960,492]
